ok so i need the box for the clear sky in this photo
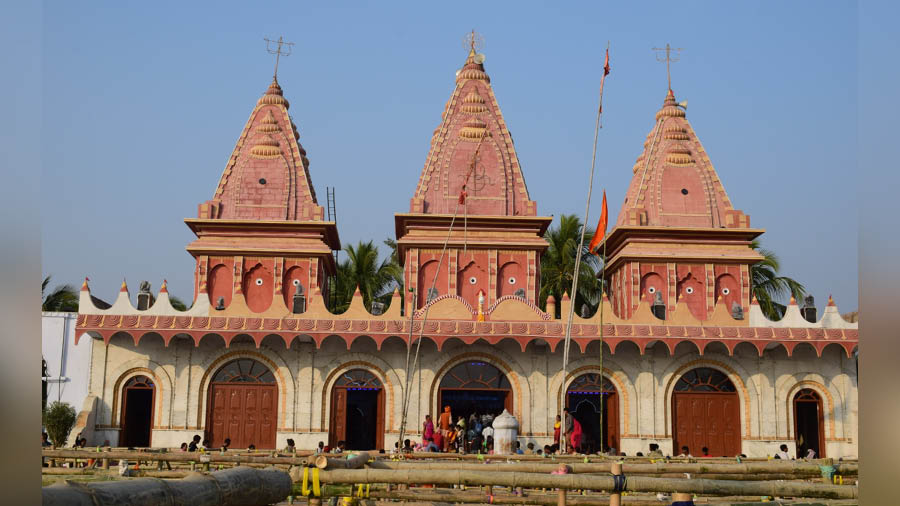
[40,1,858,312]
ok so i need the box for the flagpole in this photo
[561,41,610,453]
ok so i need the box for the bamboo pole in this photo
[609,462,621,506]
[42,448,309,466]
[392,452,851,464]
[42,466,291,506]
[317,452,371,469]
[366,459,857,476]
[315,468,857,500]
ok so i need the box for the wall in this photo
[81,333,857,458]
[42,312,92,416]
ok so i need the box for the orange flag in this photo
[587,190,608,255]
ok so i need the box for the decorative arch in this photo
[662,359,752,439]
[319,360,395,434]
[196,350,289,431]
[110,367,165,430]
[428,352,524,425]
[497,261,524,298]
[207,264,233,308]
[784,380,836,442]
[555,365,631,441]
[243,262,274,313]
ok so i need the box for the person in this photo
[447,426,459,452]
[333,441,345,454]
[283,439,296,454]
[42,433,51,447]
[439,406,453,451]
[423,437,439,452]
[551,463,571,475]
[525,442,535,455]
[423,414,435,445]
[553,415,562,447]
[543,444,552,457]
[699,447,710,457]
[402,439,413,453]
[485,436,494,454]
[482,420,494,440]
[805,448,816,459]
[221,438,231,452]
[432,429,444,451]
[248,444,256,451]
[648,443,664,458]
[569,415,582,454]
[776,444,790,460]
[677,446,691,457]
[315,441,325,454]
[180,443,188,451]
[201,439,211,450]
[563,409,574,452]
[455,416,467,452]
[515,441,524,455]
[536,449,543,456]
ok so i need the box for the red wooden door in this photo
[673,392,740,456]
[606,392,619,451]
[209,384,277,449]
[330,388,347,447]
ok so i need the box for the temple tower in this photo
[604,89,763,322]
[396,43,552,313]
[185,77,340,315]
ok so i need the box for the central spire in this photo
[409,36,535,217]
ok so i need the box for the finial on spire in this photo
[160,279,168,293]
[264,36,294,80]
[463,29,484,56]
[82,277,90,291]
[120,278,128,292]
[652,43,683,92]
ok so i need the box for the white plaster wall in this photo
[42,312,92,414]
[81,333,857,458]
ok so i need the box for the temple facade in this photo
[71,45,858,459]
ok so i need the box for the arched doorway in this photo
[119,375,155,447]
[794,389,825,458]
[207,358,277,449]
[566,373,618,454]
[330,369,385,450]
[438,361,512,428]
[672,367,741,456]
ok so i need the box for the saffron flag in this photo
[588,190,608,255]
[603,48,610,76]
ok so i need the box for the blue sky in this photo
[40,1,858,312]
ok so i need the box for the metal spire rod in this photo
[265,36,295,80]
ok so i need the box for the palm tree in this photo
[750,239,806,320]
[168,295,189,311]
[42,276,78,312]
[332,241,402,314]
[540,214,602,318]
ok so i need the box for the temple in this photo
[70,41,858,459]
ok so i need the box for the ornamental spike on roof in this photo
[199,77,323,222]
[409,46,536,217]
[616,89,750,229]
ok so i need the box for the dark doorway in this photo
[672,368,741,457]
[207,359,278,449]
[566,374,618,454]
[330,370,384,450]
[439,389,509,424]
[120,376,154,447]
[794,389,825,458]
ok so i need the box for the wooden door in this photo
[673,392,740,456]
[209,384,277,449]
[606,392,619,452]
[330,388,347,447]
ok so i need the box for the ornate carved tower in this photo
[604,89,763,322]
[185,77,340,315]
[395,43,552,313]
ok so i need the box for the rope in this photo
[611,473,627,493]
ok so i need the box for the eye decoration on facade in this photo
[685,286,694,294]
[507,277,517,285]
[255,278,264,286]
[648,286,656,294]
[722,287,730,295]
[292,279,301,287]
[469,276,477,285]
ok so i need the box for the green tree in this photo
[539,214,602,318]
[169,295,189,311]
[42,275,78,312]
[750,239,806,320]
[332,241,402,314]
[44,401,77,448]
